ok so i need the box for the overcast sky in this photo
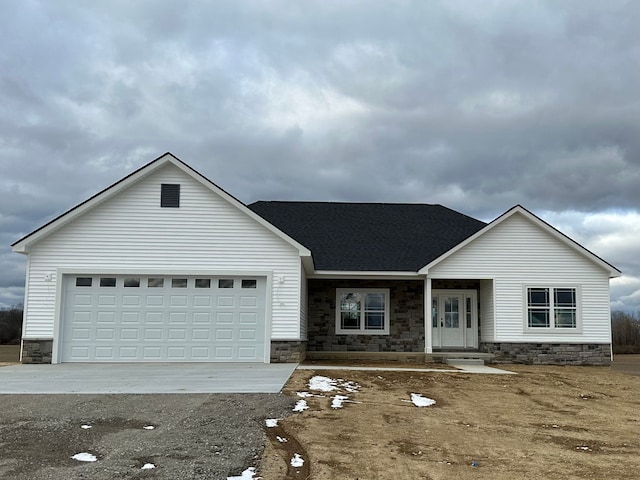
[1,1,639,313]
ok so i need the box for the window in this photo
[148,278,164,288]
[76,277,92,287]
[172,278,188,288]
[218,279,234,288]
[100,277,116,287]
[526,287,578,330]
[336,288,390,335]
[241,279,257,289]
[161,183,180,207]
[195,278,211,288]
[124,278,140,288]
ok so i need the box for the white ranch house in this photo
[12,153,620,365]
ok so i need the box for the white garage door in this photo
[60,274,267,362]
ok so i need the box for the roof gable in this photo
[420,205,621,277]
[12,153,311,259]
[248,201,487,271]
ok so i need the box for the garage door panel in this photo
[96,328,115,340]
[146,296,164,306]
[216,312,234,324]
[240,296,257,307]
[61,275,267,362]
[143,346,162,359]
[170,295,188,307]
[73,312,92,323]
[194,296,211,307]
[122,295,140,306]
[98,295,117,306]
[71,346,90,359]
[192,329,211,340]
[144,329,163,340]
[193,312,211,324]
[217,296,235,307]
[74,294,93,306]
[145,312,163,324]
[239,329,257,340]
[122,312,139,323]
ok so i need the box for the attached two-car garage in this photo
[60,274,268,362]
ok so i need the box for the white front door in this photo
[431,290,478,349]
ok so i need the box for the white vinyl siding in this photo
[22,164,303,341]
[429,213,611,343]
[479,279,495,342]
[299,263,308,340]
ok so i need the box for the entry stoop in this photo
[430,351,495,365]
[445,358,485,366]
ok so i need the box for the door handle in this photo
[440,321,443,327]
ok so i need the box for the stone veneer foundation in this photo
[307,279,425,353]
[21,339,53,364]
[480,342,611,366]
[270,340,307,362]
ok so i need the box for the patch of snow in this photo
[293,399,309,412]
[296,391,324,398]
[71,452,97,462]
[341,380,360,393]
[276,436,288,443]
[143,425,155,430]
[331,395,349,409]
[409,393,436,407]
[227,466,259,480]
[308,376,338,392]
[265,418,279,427]
[80,425,92,429]
[290,453,304,467]
[308,375,361,393]
[576,446,591,451]
[141,463,155,470]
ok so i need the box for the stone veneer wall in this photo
[270,340,307,363]
[307,279,424,352]
[21,339,53,364]
[480,342,611,366]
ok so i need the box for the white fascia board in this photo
[309,270,423,280]
[419,205,622,278]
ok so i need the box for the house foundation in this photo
[21,339,53,364]
[480,342,611,366]
[270,340,307,363]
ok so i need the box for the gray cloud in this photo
[1,0,638,312]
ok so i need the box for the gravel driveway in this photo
[0,393,294,479]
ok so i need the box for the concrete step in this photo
[445,358,485,366]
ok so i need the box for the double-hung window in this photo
[526,287,578,331]
[336,288,390,335]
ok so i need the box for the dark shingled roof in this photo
[248,202,487,271]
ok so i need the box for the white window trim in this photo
[335,288,390,335]
[523,285,582,334]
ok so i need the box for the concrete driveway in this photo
[0,362,297,394]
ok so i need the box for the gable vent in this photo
[161,183,180,208]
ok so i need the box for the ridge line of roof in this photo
[249,200,445,206]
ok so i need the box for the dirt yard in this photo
[260,363,640,479]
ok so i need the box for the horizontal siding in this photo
[24,164,302,340]
[430,213,611,343]
[480,279,495,341]
[300,264,308,340]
